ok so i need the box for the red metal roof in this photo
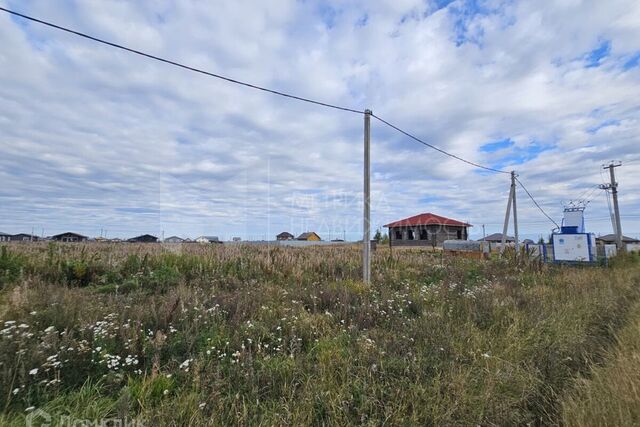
[384,213,472,228]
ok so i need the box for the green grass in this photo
[0,242,639,425]
[561,298,640,427]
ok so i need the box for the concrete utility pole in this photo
[601,162,624,251]
[363,109,372,283]
[500,173,515,254]
[511,171,519,252]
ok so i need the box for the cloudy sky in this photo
[1,0,639,241]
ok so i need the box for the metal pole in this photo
[606,162,624,252]
[511,171,519,255]
[500,178,514,255]
[363,109,372,283]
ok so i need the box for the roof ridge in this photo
[384,212,472,228]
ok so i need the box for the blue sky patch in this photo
[584,40,611,68]
[434,0,457,10]
[623,52,640,70]
[317,4,338,29]
[488,141,554,170]
[419,195,443,204]
[448,0,496,47]
[587,119,620,134]
[480,138,514,152]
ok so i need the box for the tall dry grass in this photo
[0,242,639,425]
[561,299,640,426]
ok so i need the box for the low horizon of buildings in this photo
[1,210,637,246]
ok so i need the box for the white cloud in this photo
[0,0,639,240]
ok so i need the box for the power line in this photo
[477,215,640,227]
[567,185,601,208]
[582,185,601,203]
[2,7,520,175]
[0,7,364,115]
[514,177,560,229]
[371,113,510,174]
[574,184,599,202]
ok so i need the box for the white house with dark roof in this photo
[480,232,515,243]
[164,236,184,243]
[196,236,221,243]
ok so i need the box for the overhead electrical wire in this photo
[7,5,630,227]
[3,9,636,239]
[479,215,640,227]
[574,184,599,203]
[580,185,601,204]
[514,177,560,229]
[1,6,515,176]
[371,113,511,174]
[0,7,364,115]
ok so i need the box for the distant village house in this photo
[52,232,88,242]
[596,234,640,245]
[128,234,159,243]
[296,232,321,241]
[276,232,294,241]
[480,233,515,243]
[0,232,10,242]
[385,213,470,247]
[164,236,184,243]
[196,236,221,243]
[9,233,39,242]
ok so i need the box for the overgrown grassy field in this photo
[0,243,639,425]
[560,299,640,427]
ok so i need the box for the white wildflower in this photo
[179,358,192,371]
